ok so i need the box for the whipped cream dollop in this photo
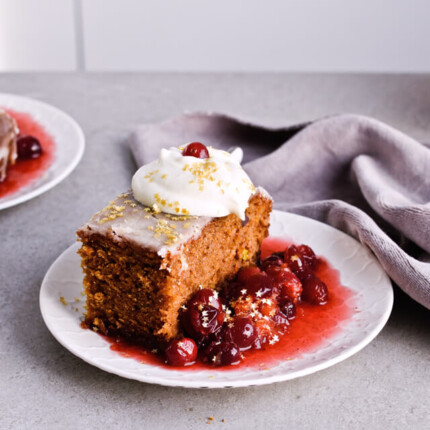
[131,146,255,220]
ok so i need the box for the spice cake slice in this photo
[0,110,18,182]
[77,188,272,348]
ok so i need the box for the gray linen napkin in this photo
[130,113,430,310]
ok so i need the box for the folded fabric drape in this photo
[130,113,430,310]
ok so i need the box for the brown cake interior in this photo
[78,192,272,348]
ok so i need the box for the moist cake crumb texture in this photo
[77,189,272,348]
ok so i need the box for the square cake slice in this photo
[77,188,272,347]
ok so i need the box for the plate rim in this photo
[0,92,85,210]
[40,210,394,388]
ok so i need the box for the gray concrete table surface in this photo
[1,73,429,430]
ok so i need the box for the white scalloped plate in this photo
[0,93,85,210]
[40,211,393,388]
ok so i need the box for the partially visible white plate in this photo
[0,93,85,210]
[40,210,393,388]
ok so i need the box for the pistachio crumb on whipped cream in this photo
[131,145,256,220]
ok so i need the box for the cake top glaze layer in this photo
[78,191,214,257]
[78,188,271,258]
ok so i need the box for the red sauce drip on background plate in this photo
[99,237,355,371]
[0,109,56,198]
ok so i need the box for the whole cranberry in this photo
[279,299,296,320]
[243,272,275,298]
[266,264,302,303]
[179,307,204,344]
[165,338,198,366]
[182,142,210,159]
[181,289,225,338]
[188,289,223,311]
[237,266,262,284]
[17,135,43,160]
[302,274,329,305]
[260,254,284,272]
[191,305,225,336]
[297,244,317,270]
[204,340,241,366]
[284,245,311,280]
[204,323,229,344]
[227,316,258,350]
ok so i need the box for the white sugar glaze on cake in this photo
[77,187,271,258]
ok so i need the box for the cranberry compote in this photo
[162,242,331,367]
[182,142,210,159]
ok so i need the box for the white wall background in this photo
[1,0,429,72]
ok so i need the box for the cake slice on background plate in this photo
[0,110,18,182]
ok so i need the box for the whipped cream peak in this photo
[131,146,255,220]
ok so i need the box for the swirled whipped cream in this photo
[131,146,255,220]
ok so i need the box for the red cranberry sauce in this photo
[101,238,354,370]
[0,109,55,198]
